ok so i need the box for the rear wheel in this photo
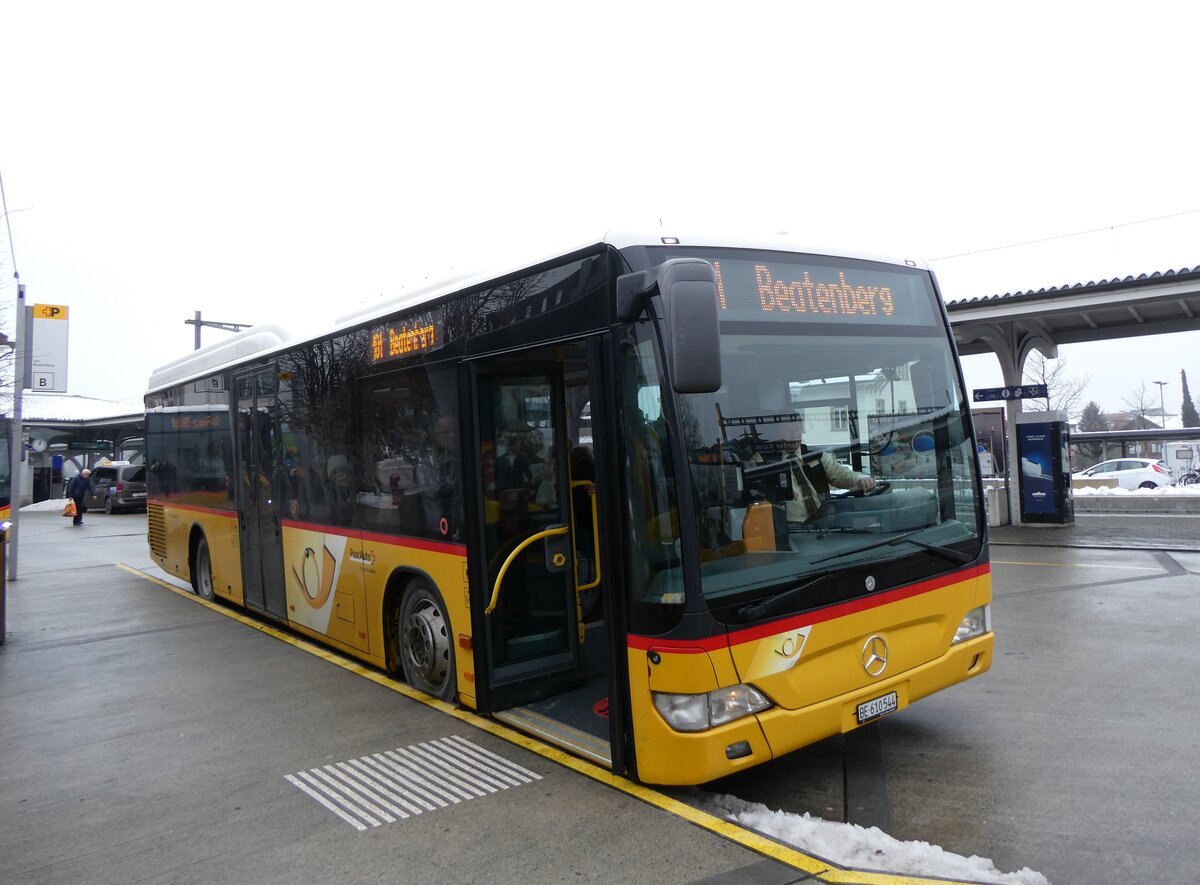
[104,496,115,515]
[192,535,215,601]
[1138,481,1157,489]
[398,581,455,700]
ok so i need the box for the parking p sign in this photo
[29,303,70,392]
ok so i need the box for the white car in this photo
[1072,458,1174,490]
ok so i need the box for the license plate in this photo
[856,690,898,724]
[131,492,146,498]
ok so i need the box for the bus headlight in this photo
[952,604,991,644]
[652,684,772,732]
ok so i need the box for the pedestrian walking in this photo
[65,468,94,526]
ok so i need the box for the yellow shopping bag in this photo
[62,500,77,518]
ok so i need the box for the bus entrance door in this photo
[472,359,611,767]
[234,367,288,619]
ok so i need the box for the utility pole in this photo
[1154,380,1168,426]
[184,311,251,350]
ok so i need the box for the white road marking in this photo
[287,735,542,829]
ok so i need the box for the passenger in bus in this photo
[326,454,355,524]
[495,428,536,536]
[418,414,462,538]
[496,429,535,495]
[535,444,558,507]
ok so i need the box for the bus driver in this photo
[781,438,876,524]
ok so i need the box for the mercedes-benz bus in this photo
[143,229,992,785]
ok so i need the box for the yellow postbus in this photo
[144,230,992,785]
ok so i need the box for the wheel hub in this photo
[405,602,449,685]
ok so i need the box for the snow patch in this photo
[703,793,1050,885]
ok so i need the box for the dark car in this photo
[85,464,148,513]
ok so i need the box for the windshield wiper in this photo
[812,528,973,566]
[735,572,831,621]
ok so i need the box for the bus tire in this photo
[399,580,455,701]
[192,534,215,602]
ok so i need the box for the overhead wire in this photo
[931,207,1200,262]
[0,165,21,284]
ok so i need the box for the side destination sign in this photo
[973,384,1049,402]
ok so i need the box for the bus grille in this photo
[148,503,167,559]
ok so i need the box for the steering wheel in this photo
[841,481,891,499]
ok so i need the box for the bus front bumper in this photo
[632,632,992,786]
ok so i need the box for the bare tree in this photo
[1022,351,1089,418]
[1117,382,1158,430]
[0,298,14,415]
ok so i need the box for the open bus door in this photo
[469,352,614,768]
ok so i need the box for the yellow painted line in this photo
[117,562,993,885]
[991,559,1163,571]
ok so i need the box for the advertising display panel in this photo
[1015,411,1073,524]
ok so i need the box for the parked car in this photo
[84,463,148,513]
[1072,458,1173,490]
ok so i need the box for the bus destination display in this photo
[370,311,440,365]
[709,257,935,326]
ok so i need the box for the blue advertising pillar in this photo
[1014,410,1074,525]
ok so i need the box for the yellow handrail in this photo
[572,480,601,592]
[485,525,569,615]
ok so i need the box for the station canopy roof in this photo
[945,264,1200,357]
[4,392,143,426]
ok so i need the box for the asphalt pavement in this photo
[3,507,1198,884]
[988,512,1200,551]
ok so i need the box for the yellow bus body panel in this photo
[149,504,245,604]
[630,566,993,785]
[151,504,474,707]
[355,532,473,708]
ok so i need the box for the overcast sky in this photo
[3,2,1199,415]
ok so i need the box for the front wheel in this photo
[398,581,455,700]
[104,496,115,515]
[192,535,215,601]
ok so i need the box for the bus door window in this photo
[479,372,572,668]
[619,326,685,633]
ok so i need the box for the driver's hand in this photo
[856,476,877,492]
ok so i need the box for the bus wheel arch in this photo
[189,527,215,601]
[386,571,456,701]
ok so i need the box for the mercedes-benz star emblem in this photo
[861,635,889,677]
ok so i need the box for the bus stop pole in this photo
[7,282,26,584]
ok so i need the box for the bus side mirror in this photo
[616,258,722,394]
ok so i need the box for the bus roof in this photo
[145,228,930,395]
[146,325,293,394]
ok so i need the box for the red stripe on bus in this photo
[149,499,237,519]
[626,563,991,653]
[150,503,466,556]
[280,519,467,556]
[359,530,467,557]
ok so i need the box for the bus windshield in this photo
[646,248,983,617]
